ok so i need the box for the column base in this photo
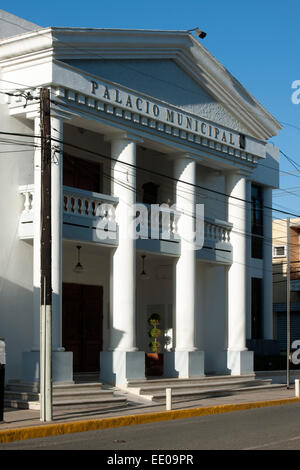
[164,351,205,378]
[100,351,145,386]
[227,350,254,375]
[204,350,228,375]
[22,351,73,383]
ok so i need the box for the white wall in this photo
[196,262,227,374]
[196,165,227,222]
[0,99,35,381]
[251,143,280,189]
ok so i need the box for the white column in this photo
[32,115,41,350]
[175,157,197,352]
[101,134,145,386]
[263,187,273,339]
[111,136,137,351]
[171,156,204,378]
[50,115,64,351]
[226,172,253,375]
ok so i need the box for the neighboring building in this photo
[0,11,282,386]
[273,218,300,351]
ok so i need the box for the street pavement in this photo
[0,386,297,431]
[3,401,300,450]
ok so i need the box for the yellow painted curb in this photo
[1,397,300,444]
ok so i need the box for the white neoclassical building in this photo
[0,11,281,387]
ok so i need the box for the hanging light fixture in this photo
[74,245,84,274]
[140,254,150,280]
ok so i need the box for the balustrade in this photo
[18,185,232,249]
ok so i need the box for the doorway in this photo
[62,283,103,373]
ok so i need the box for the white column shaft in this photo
[226,173,247,351]
[175,157,197,352]
[51,116,63,350]
[111,138,137,351]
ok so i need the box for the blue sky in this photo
[2,0,300,217]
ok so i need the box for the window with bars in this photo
[273,246,287,258]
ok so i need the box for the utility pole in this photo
[287,217,291,389]
[40,87,52,421]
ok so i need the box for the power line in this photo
[3,127,300,232]
[48,97,300,197]
[0,130,283,208]
[3,135,296,272]
[0,77,37,89]
[3,126,300,256]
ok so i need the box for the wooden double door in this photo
[62,283,103,373]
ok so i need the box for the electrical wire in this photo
[2,128,300,259]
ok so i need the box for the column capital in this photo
[223,168,251,179]
[169,151,202,164]
[50,108,73,121]
[26,110,40,120]
[26,107,73,122]
[105,131,144,145]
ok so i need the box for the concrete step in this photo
[53,390,115,401]
[5,396,127,410]
[73,372,100,383]
[138,383,285,402]
[133,379,271,396]
[53,383,104,393]
[6,381,40,393]
[4,380,128,410]
[6,381,104,393]
[123,375,277,402]
[4,391,39,402]
[52,396,127,409]
[126,374,256,388]
[5,389,116,402]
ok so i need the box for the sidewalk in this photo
[0,386,299,443]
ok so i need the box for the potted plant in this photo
[145,313,164,376]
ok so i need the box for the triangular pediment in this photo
[0,26,281,140]
[62,58,250,135]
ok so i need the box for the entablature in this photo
[5,67,267,172]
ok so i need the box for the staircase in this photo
[123,374,285,402]
[4,378,128,410]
